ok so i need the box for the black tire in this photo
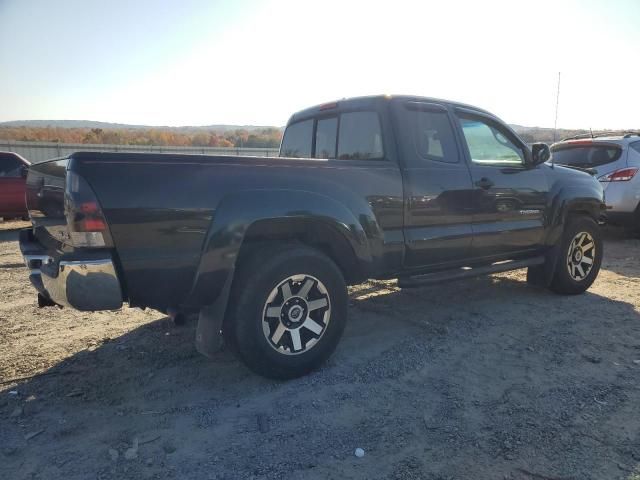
[630,205,640,237]
[227,244,348,379]
[549,216,602,295]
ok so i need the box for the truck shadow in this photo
[0,229,20,244]
[2,273,640,479]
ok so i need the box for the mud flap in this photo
[527,242,561,287]
[544,242,562,285]
[195,267,235,358]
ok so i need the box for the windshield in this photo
[551,144,621,168]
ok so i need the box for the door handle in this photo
[475,177,494,190]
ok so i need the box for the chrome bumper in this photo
[21,230,123,311]
[40,259,123,311]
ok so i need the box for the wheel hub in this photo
[573,249,583,262]
[280,297,308,327]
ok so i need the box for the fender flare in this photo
[187,189,377,308]
[545,184,605,246]
[531,184,604,287]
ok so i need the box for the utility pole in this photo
[553,72,561,143]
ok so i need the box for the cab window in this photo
[314,117,337,159]
[458,115,525,165]
[280,119,313,158]
[0,155,23,177]
[337,112,384,160]
[408,110,459,163]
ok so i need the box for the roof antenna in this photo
[550,72,561,169]
[553,72,561,144]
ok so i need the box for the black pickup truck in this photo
[20,95,605,378]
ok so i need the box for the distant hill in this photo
[509,124,589,143]
[0,120,282,132]
[2,120,636,146]
[0,121,284,148]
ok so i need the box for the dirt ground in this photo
[1,220,640,480]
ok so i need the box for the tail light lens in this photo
[598,168,639,182]
[65,171,112,247]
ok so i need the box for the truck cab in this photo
[279,96,593,275]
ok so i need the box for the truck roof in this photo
[287,94,495,124]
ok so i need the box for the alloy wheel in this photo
[262,274,331,355]
[566,231,596,281]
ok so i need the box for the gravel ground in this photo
[1,220,640,480]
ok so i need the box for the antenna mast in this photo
[553,72,561,143]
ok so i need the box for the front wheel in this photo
[549,216,603,295]
[228,245,348,379]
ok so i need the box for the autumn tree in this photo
[0,125,284,148]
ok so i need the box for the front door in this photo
[454,109,549,260]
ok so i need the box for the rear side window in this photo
[314,117,337,159]
[551,144,622,168]
[280,119,313,158]
[0,155,23,177]
[408,110,459,163]
[630,142,640,155]
[337,112,384,160]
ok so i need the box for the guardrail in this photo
[0,140,280,163]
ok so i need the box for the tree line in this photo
[0,126,283,148]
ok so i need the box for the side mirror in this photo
[20,165,28,178]
[531,143,551,166]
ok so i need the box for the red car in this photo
[0,151,30,219]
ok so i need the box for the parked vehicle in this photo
[550,132,640,232]
[0,151,30,219]
[19,95,605,378]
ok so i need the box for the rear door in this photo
[0,153,27,217]
[391,100,475,268]
[453,109,549,260]
[280,105,405,271]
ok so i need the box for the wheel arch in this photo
[545,184,605,245]
[187,189,375,308]
[236,218,365,285]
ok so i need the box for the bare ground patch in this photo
[1,228,640,479]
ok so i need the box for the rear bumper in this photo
[602,181,640,213]
[19,229,123,311]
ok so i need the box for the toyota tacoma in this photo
[19,95,605,379]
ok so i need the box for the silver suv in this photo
[551,132,640,231]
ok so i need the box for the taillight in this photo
[598,168,639,182]
[79,216,108,232]
[65,171,112,247]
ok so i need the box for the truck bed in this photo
[26,151,404,310]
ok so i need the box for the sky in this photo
[1,0,639,129]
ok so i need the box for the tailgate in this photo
[25,157,69,247]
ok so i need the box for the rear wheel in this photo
[549,216,602,294]
[228,245,347,379]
